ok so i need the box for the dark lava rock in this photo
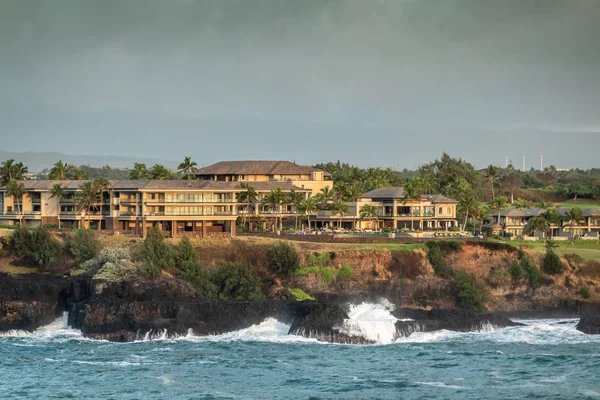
[392,307,523,337]
[576,302,600,334]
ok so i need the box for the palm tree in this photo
[1,160,28,185]
[129,162,150,179]
[485,165,498,201]
[524,216,551,239]
[315,186,334,208]
[93,178,110,229]
[566,207,585,239]
[237,183,258,229]
[333,182,349,201]
[6,180,26,226]
[76,181,98,229]
[49,160,71,180]
[150,164,174,180]
[514,198,533,210]
[264,188,284,231]
[347,183,364,228]
[49,183,67,229]
[178,156,198,180]
[472,207,487,235]
[331,201,349,229]
[288,189,305,229]
[359,204,379,230]
[402,178,422,231]
[68,167,90,180]
[458,196,477,232]
[536,200,552,209]
[298,197,318,230]
[491,196,508,234]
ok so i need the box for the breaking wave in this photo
[338,299,402,344]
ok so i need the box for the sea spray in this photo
[338,299,404,344]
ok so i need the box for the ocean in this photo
[1,304,600,399]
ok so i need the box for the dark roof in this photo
[498,207,600,218]
[423,194,459,204]
[360,187,405,199]
[195,160,329,177]
[0,179,307,192]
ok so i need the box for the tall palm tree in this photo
[315,186,334,207]
[49,183,67,229]
[49,160,71,180]
[1,160,28,185]
[237,183,258,229]
[178,156,198,180]
[333,182,349,201]
[288,189,305,229]
[359,204,379,230]
[566,207,584,239]
[298,197,318,230]
[458,196,477,232]
[514,198,533,210]
[264,188,284,231]
[6,180,26,226]
[524,216,551,239]
[402,178,422,231]
[472,207,487,235]
[491,196,508,234]
[485,165,498,201]
[331,201,349,229]
[347,183,364,228]
[129,162,150,179]
[93,178,110,229]
[76,181,98,229]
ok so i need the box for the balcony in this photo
[144,211,236,217]
[145,198,236,203]
[5,210,42,216]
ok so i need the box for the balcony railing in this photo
[144,211,236,216]
[145,198,236,203]
[4,210,42,216]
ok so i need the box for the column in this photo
[172,220,176,238]
[202,220,207,237]
[231,220,236,237]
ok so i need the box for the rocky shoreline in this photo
[1,272,598,343]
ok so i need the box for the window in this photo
[438,207,443,215]
[447,207,451,215]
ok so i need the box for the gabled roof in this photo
[195,160,330,177]
[423,194,459,204]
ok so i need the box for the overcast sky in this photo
[1,0,599,169]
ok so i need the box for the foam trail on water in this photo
[338,299,401,344]
[0,312,84,340]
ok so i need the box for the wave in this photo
[338,299,401,344]
[0,312,86,341]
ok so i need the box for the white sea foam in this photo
[416,381,469,390]
[0,312,85,341]
[183,317,319,344]
[338,299,400,344]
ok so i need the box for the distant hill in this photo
[0,151,177,173]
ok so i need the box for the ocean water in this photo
[1,306,600,400]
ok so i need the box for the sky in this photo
[1,0,599,170]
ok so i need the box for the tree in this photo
[68,167,90,180]
[499,174,522,204]
[76,181,98,229]
[333,182,349,201]
[542,240,563,275]
[485,165,498,201]
[566,207,585,239]
[178,156,198,180]
[315,186,334,207]
[403,178,423,231]
[1,160,28,186]
[149,164,174,180]
[212,261,263,300]
[49,160,71,180]
[347,183,364,229]
[129,162,150,179]
[6,180,27,226]
[141,226,172,278]
[359,204,379,230]
[174,236,198,268]
[288,189,304,229]
[268,241,299,275]
[330,200,349,229]
[298,197,318,230]
[458,196,477,232]
[238,183,258,229]
[514,198,533,210]
[66,229,100,263]
[524,216,551,239]
[264,188,284,231]
[472,207,487,234]
[491,195,508,233]
[49,183,67,229]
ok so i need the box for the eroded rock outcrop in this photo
[576,302,600,334]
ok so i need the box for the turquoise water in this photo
[1,316,600,399]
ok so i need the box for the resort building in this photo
[0,179,310,237]
[312,187,459,230]
[195,160,332,195]
[486,207,600,238]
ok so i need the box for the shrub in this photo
[426,240,463,253]
[174,237,198,268]
[288,288,315,301]
[268,241,299,275]
[466,240,517,253]
[140,226,172,278]
[338,265,353,278]
[66,229,100,263]
[426,245,453,279]
[509,261,525,283]
[179,260,218,299]
[388,250,429,280]
[487,266,510,288]
[579,286,592,299]
[77,247,135,281]
[452,271,488,312]
[10,226,62,269]
[212,261,263,300]
[520,256,541,289]
[542,248,563,275]
[307,252,332,268]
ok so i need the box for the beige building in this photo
[312,187,459,230]
[195,160,332,195]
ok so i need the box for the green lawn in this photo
[502,239,600,261]
[558,199,600,210]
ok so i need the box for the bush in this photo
[579,286,592,299]
[466,240,518,253]
[542,248,563,275]
[140,226,172,278]
[338,265,353,278]
[174,237,198,268]
[66,229,100,263]
[307,252,332,268]
[426,240,463,253]
[520,256,541,289]
[452,271,488,312]
[388,250,429,280]
[509,261,525,283]
[179,260,218,299]
[212,261,264,300]
[426,246,453,279]
[76,247,135,281]
[10,226,62,269]
[268,241,299,275]
[288,288,315,301]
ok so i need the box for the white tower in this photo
[540,151,544,171]
[522,152,526,172]
[505,153,508,168]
